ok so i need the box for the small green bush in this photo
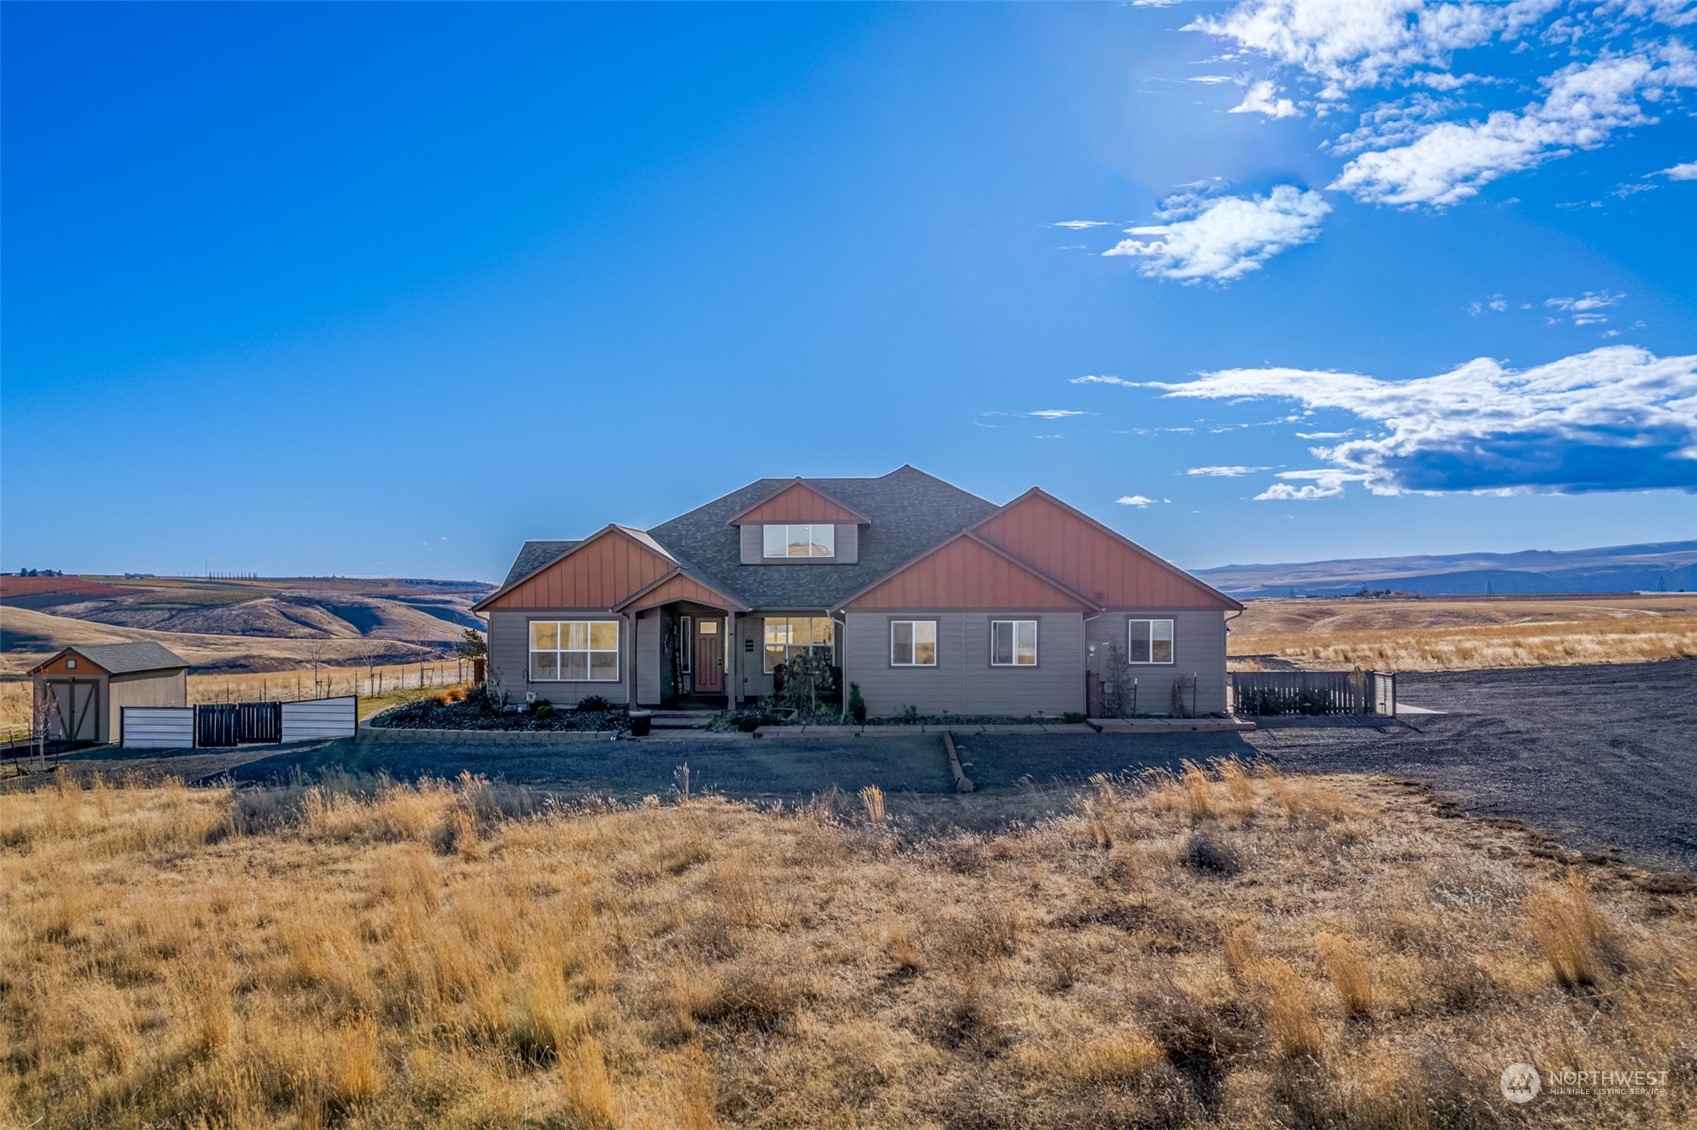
[575,695,610,713]
[849,683,867,725]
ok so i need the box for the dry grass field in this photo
[2,766,1692,1128]
[1229,594,1697,672]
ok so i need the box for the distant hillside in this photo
[0,575,492,673]
[1195,541,1697,598]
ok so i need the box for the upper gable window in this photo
[763,523,835,559]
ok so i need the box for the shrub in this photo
[575,695,610,713]
[848,683,867,725]
[529,699,555,720]
[1183,829,1243,876]
[1063,711,1086,724]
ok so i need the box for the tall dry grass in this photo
[1,765,1693,1128]
[1230,595,1697,672]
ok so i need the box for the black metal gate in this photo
[195,701,282,747]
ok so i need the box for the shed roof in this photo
[32,641,190,676]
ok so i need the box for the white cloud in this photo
[1116,495,1158,507]
[1029,409,1091,419]
[1189,74,1238,84]
[1131,346,1697,496]
[1186,465,1272,476]
[1295,430,1352,439]
[1051,220,1114,229]
[1660,159,1697,178]
[1253,470,1367,501]
[1546,291,1624,311]
[1186,0,1535,100]
[1331,48,1697,206]
[1328,93,1459,155]
[1230,79,1300,117]
[1071,374,1136,386]
[1102,185,1330,282]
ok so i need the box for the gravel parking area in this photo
[22,659,1694,872]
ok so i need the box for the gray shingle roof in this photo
[68,641,189,675]
[500,540,581,588]
[647,465,999,610]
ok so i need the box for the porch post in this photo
[728,611,740,708]
[624,612,635,707]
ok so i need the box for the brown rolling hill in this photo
[0,575,491,674]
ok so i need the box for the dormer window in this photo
[763,523,835,559]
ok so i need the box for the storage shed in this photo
[28,642,190,745]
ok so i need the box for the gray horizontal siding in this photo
[844,611,1085,718]
[486,609,631,706]
[739,522,859,565]
[636,610,662,706]
[1085,610,1228,715]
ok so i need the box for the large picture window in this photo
[890,620,937,666]
[1128,619,1174,664]
[763,616,836,673]
[530,620,620,682]
[762,523,835,558]
[990,620,1037,667]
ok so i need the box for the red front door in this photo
[694,620,723,693]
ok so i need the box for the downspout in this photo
[829,607,847,722]
[1083,609,1105,717]
[1224,607,1243,714]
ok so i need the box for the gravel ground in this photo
[20,659,1694,872]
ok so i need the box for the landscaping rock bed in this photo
[371,690,628,732]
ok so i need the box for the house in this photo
[474,466,1242,718]
[27,641,190,744]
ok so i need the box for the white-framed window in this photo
[762,523,835,558]
[1128,619,1174,664]
[530,620,620,682]
[890,620,937,666]
[679,615,692,673]
[990,620,1037,667]
[763,616,835,673]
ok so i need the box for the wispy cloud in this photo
[1071,374,1137,386]
[1253,469,1367,501]
[1116,494,1158,507]
[1186,464,1271,476]
[1660,159,1697,179]
[1028,409,1092,419]
[1051,220,1114,229]
[1229,78,1299,117]
[1189,74,1238,84]
[1134,346,1697,496]
[1331,47,1697,207]
[1103,185,1330,282]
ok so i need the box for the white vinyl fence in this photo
[121,707,195,749]
[281,695,358,742]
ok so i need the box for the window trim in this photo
[889,619,938,667]
[762,615,837,674]
[762,523,836,559]
[989,619,1039,667]
[528,619,621,683]
[1127,618,1175,665]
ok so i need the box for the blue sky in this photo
[2,1,1693,581]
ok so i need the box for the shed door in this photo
[45,679,99,742]
[694,620,723,693]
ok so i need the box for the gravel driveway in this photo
[24,660,1695,873]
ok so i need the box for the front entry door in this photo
[694,620,723,693]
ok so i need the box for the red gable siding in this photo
[974,492,1233,609]
[33,650,110,677]
[732,481,865,524]
[484,531,672,610]
[844,535,1092,611]
[622,573,739,614]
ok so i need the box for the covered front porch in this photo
[617,571,751,710]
